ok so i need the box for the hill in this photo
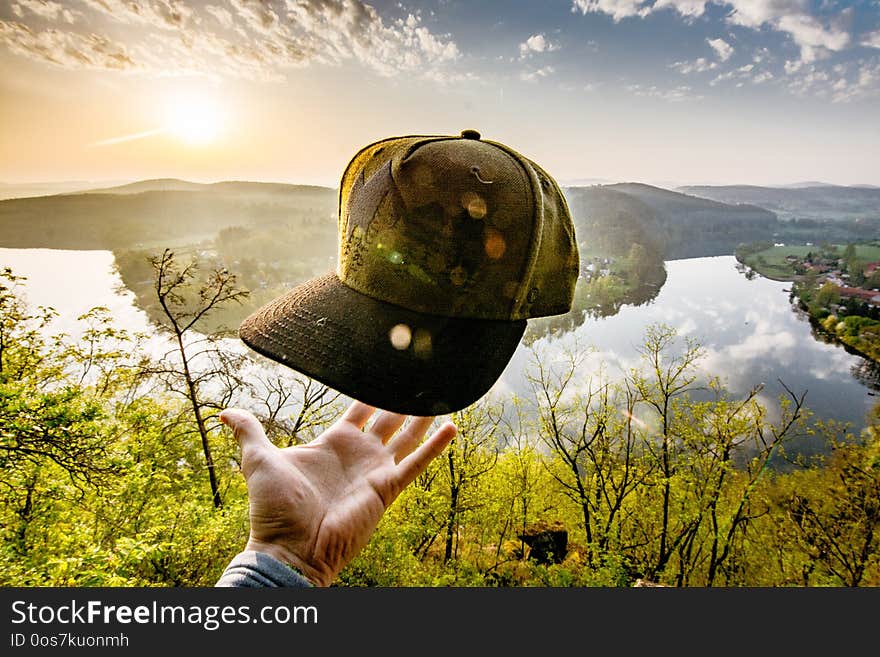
[0,180,130,201]
[677,184,880,222]
[0,182,338,251]
[4,177,875,262]
[77,178,209,194]
[80,178,336,198]
[0,177,785,264]
[564,183,779,260]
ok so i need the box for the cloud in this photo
[230,0,281,34]
[863,30,880,49]
[520,65,555,82]
[776,12,850,62]
[627,83,703,101]
[572,1,852,63]
[572,0,710,21]
[519,33,559,58]
[724,1,850,63]
[829,60,880,102]
[0,20,136,70]
[653,0,708,18]
[670,56,717,74]
[570,0,711,23]
[12,0,79,24]
[751,46,770,63]
[784,59,803,74]
[726,328,796,362]
[707,37,733,62]
[777,55,880,103]
[0,0,464,82]
[671,37,734,75]
[205,5,235,30]
[571,0,650,22]
[710,62,756,85]
[80,0,195,31]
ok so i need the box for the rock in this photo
[517,520,568,565]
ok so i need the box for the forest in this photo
[2,257,878,588]
[4,179,874,341]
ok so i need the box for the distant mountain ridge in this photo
[0,180,131,200]
[0,179,338,251]
[677,184,880,222]
[76,178,207,194]
[1,178,875,260]
[79,178,336,195]
[563,182,779,260]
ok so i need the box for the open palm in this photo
[220,401,457,586]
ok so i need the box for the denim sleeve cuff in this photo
[215,550,315,588]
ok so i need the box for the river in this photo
[494,255,877,440]
[1,248,876,444]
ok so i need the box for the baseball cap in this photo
[239,129,579,416]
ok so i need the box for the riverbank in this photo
[736,243,880,367]
[793,294,880,366]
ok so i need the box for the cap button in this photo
[460,129,481,140]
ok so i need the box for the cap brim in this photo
[238,272,526,416]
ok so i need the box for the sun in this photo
[164,93,223,145]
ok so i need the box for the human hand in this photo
[219,401,457,587]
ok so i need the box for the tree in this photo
[147,249,249,508]
[0,270,128,488]
[672,380,806,586]
[629,323,704,579]
[814,282,840,310]
[0,269,149,564]
[626,242,650,286]
[526,342,651,564]
[783,425,880,586]
[249,367,341,447]
[493,397,559,569]
[441,402,501,563]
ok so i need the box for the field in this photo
[740,243,880,281]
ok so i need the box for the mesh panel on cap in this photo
[338,137,537,321]
[335,132,579,322]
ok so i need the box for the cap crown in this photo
[337,131,578,321]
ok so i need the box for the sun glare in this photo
[164,93,223,146]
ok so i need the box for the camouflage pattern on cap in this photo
[337,131,579,321]
[238,130,579,415]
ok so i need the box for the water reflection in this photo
[3,249,876,441]
[1,248,154,339]
[496,256,877,437]
[851,359,880,392]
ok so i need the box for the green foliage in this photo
[815,282,841,310]
[841,315,877,337]
[3,262,880,587]
[0,267,249,586]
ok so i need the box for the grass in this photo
[742,243,880,281]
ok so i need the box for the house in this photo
[838,286,880,306]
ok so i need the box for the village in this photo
[786,247,880,308]
[736,241,880,363]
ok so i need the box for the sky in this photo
[1,0,879,188]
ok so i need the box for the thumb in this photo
[220,408,274,459]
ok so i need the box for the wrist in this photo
[244,538,329,587]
